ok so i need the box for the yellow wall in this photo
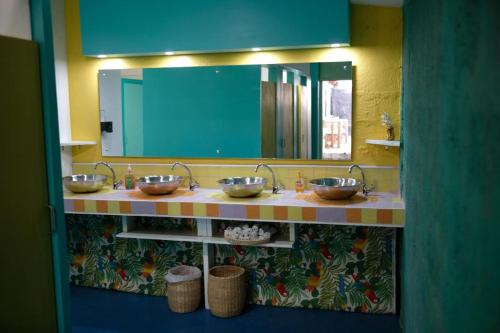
[65,1,402,167]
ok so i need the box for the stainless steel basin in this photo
[63,174,108,193]
[218,177,267,198]
[309,177,361,200]
[136,175,182,195]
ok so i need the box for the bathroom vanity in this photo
[64,186,403,312]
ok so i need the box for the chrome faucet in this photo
[171,162,199,191]
[348,164,374,197]
[255,163,283,194]
[94,162,121,189]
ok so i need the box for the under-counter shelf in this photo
[117,230,203,243]
[116,231,294,248]
[117,216,295,249]
[205,236,293,248]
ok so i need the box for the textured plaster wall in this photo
[402,0,500,332]
[65,1,402,167]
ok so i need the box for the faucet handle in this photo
[363,184,375,197]
[113,180,123,190]
[189,179,200,191]
[272,183,285,194]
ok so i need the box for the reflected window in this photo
[321,80,352,160]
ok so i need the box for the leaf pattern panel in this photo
[67,214,202,296]
[214,225,396,313]
[66,215,395,313]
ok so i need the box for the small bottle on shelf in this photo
[124,164,136,190]
[295,172,305,193]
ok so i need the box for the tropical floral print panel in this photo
[66,215,395,313]
[215,225,395,313]
[67,214,202,296]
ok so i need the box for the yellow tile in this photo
[312,167,327,178]
[260,205,274,220]
[203,166,224,177]
[227,167,251,177]
[189,165,208,177]
[84,200,97,213]
[287,206,302,221]
[282,178,293,191]
[207,177,219,188]
[204,177,220,189]
[300,168,314,180]
[108,201,120,214]
[149,166,167,175]
[361,209,377,223]
[193,203,207,217]
[393,210,405,225]
[168,202,181,216]
[391,196,402,203]
[286,167,300,179]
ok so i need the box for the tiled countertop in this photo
[64,188,404,227]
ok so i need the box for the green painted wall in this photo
[30,0,72,331]
[401,1,500,332]
[78,0,349,55]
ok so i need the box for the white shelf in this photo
[117,230,203,243]
[60,140,96,147]
[206,236,294,249]
[366,139,400,148]
[116,231,293,248]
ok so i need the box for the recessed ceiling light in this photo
[164,51,175,55]
[331,43,341,48]
[97,54,107,58]
[251,47,262,52]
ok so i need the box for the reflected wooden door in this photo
[280,83,294,158]
[261,81,277,158]
[297,85,310,159]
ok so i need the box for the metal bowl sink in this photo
[136,175,182,195]
[309,177,361,200]
[218,177,267,198]
[63,174,108,193]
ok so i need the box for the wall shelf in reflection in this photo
[60,140,96,150]
[366,139,400,149]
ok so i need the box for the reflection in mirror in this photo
[98,62,352,160]
[322,80,352,160]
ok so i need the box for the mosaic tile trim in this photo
[64,199,404,226]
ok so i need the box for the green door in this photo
[0,36,57,331]
[122,79,144,156]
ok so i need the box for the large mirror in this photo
[98,62,352,160]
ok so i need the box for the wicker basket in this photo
[166,266,202,313]
[208,265,246,318]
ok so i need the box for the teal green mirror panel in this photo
[121,79,144,156]
[142,66,261,158]
[79,0,349,56]
[98,62,352,160]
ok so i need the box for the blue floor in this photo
[71,286,401,333]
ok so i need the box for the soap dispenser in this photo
[124,164,135,190]
[295,172,305,193]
